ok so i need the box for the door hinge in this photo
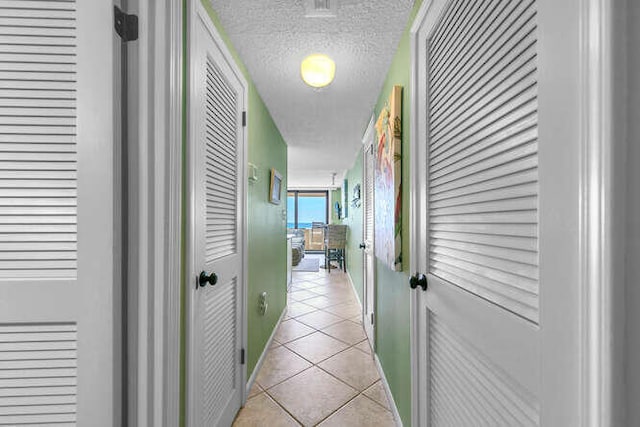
[240,348,245,365]
[242,111,247,127]
[370,313,374,325]
[114,6,139,42]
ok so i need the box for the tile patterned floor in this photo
[233,259,395,427]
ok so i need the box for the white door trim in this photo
[361,114,376,348]
[578,0,627,425]
[185,3,249,426]
[408,0,626,425]
[126,0,183,425]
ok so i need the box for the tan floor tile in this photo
[325,294,357,304]
[309,276,340,285]
[270,339,282,350]
[317,395,395,427]
[362,381,391,410]
[274,319,316,344]
[292,272,320,281]
[321,320,367,345]
[289,289,321,302]
[323,302,362,319]
[285,331,349,364]
[303,295,336,309]
[295,310,343,329]
[233,393,300,427]
[318,347,379,391]
[349,315,363,324]
[304,285,331,295]
[256,346,312,389]
[290,281,321,291]
[353,339,372,355]
[268,367,358,426]
[248,381,263,399]
[285,301,317,318]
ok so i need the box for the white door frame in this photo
[125,0,183,425]
[408,0,627,426]
[361,115,376,347]
[185,2,249,426]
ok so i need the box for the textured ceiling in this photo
[207,0,415,188]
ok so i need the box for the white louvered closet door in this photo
[362,142,375,345]
[189,7,246,427]
[413,0,584,424]
[0,1,117,426]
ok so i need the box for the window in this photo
[286,191,328,229]
[287,191,328,252]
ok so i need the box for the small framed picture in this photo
[269,168,283,204]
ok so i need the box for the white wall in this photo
[626,0,640,424]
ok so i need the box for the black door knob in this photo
[199,271,218,287]
[359,243,366,249]
[409,273,428,291]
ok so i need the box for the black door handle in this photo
[199,271,218,287]
[409,273,428,291]
[359,243,366,249]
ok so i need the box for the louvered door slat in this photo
[431,31,536,130]
[204,56,238,264]
[429,315,538,426]
[427,0,539,323]
[0,0,77,283]
[0,323,78,424]
[429,0,533,96]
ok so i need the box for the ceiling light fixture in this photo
[301,54,335,88]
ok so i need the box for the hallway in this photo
[233,258,395,426]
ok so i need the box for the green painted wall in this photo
[181,3,289,425]
[341,151,364,303]
[373,1,423,425]
[332,2,423,423]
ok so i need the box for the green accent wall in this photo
[180,3,289,425]
[341,151,364,303]
[373,2,422,425]
[339,2,424,425]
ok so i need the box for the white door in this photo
[412,0,583,424]
[0,1,118,425]
[188,5,247,427]
[362,141,376,346]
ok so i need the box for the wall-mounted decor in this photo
[269,168,283,204]
[342,179,348,219]
[374,85,403,271]
[351,184,361,208]
[334,201,342,220]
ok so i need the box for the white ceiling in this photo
[208,0,415,188]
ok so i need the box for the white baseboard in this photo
[245,306,287,400]
[374,354,404,427]
[346,271,363,310]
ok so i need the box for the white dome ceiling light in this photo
[300,54,336,88]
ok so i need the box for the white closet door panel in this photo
[427,0,539,323]
[190,8,245,427]
[0,0,116,424]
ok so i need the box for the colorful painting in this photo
[374,85,402,271]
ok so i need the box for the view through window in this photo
[287,191,328,251]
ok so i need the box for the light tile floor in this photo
[233,257,395,427]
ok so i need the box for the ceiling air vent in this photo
[305,0,338,17]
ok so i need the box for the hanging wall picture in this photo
[374,85,402,271]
